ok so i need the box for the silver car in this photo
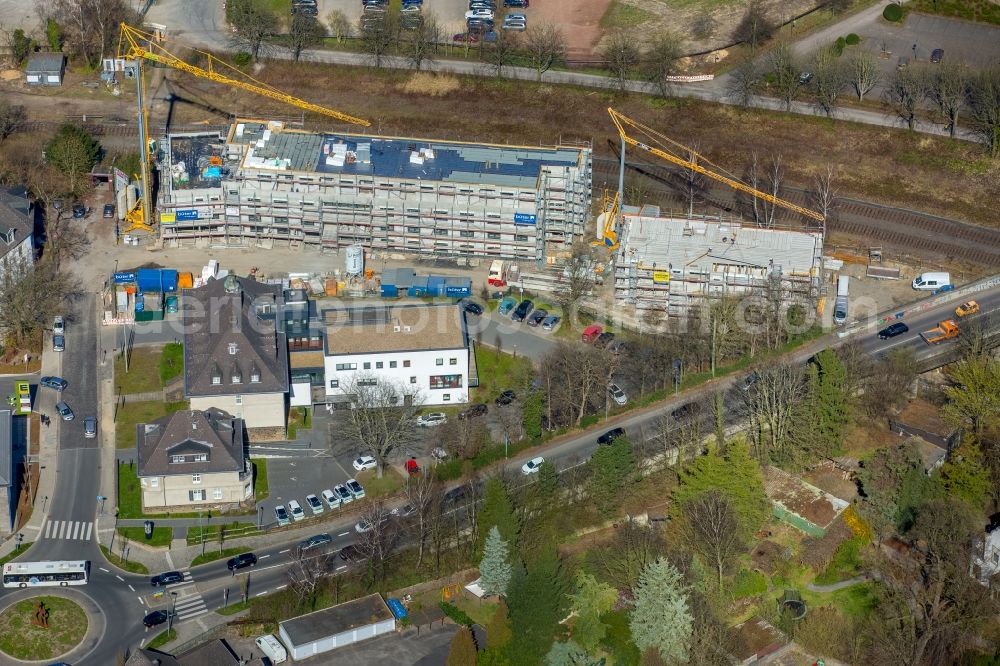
[83,416,97,438]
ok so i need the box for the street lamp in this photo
[15,534,22,551]
[257,505,264,530]
[200,511,205,557]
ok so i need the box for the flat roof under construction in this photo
[620,215,822,273]
[229,120,586,188]
[167,132,230,191]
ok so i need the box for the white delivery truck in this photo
[912,272,951,291]
[833,275,850,326]
[256,634,288,664]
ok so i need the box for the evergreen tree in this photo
[536,460,560,500]
[588,434,636,516]
[630,558,693,663]
[44,124,101,196]
[937,441,991,510]
[478,478,520,556]
[447,626,479,666]
[796,349,850,460]
[480,526,513,597]
[568,570,618,652]
[545,640,603,666]
[507,549,569,664]
[478,648,512,666]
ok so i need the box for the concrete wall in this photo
[189,392,286,429]
[140,469,251,509]
[325,347,470,406]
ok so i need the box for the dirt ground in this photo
[532,0,614,58]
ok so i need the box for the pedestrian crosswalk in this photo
[41,520,94,541]
[173,584,208,622]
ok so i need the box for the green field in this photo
[115,400,188,449]
[0,596,88,661]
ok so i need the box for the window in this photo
[335,363,358,371]
[150,478,159,488]
[443,394,451,401]
[192,473,202,484]
[231,372,241,384]
[515,234,529,242]
[363,362,371,370]
[213,488,224,500]
[449,358,458,365]
[434,228,448,236]
[194,454,208,462]
[376,362,383,369]
[329,379,339,389]
[430,374,463,389]
[170,455,185,464]
[189,489,206,502]
[403,360,411,368]
[235,395,242,405]
[436,358,444,366]
[390,361,397,369]
[407,226,420,234]
[410,376,417,384]
[212,375,222,385]
[459,230,475,238]
[487,232,501,240]
[250,371,261,383]
[228,342,238,355]
[357,378,377,387]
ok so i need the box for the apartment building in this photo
[614,210,824,319]
[323,304,472,407]
[159,121,592,263]
[0,187,35,280]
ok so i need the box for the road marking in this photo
[275,584,286,590]
[84,523,93,540]
[99,567,109,573]
[58,522,67,539]
[116,575,124,581]
[129,584,135,592]
[279,549,290,554]
[338,532,349,536]
[336,565,347,571]
[140,639,147,647]
[258,554,270,559]
[43,521,52,538]
[137,596,144,605]
[256,591,266,597]
[73,522,82,539]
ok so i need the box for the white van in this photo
[255,634,288,664]
[912,272,951,291]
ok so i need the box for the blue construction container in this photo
[160,269,178,293]
[407,277,429,297]
[381,284,399,298]
[427,275,447,296]
[136,268,161,293]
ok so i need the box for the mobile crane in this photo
[115,23,370,234]
[600,108,825,250]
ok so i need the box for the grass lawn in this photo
[471,346,534,404]
[190,547,251,567]
[0,543,32,567]
[117,463,203,520]
[0,595,88,661]
[99,545,150,574]
[159,342,184,385]
[117,526,173,548]
[216,599,253,616]
[147,628,176,650]
[115,400,188,449]
[907,0,1000,24]
[355,468,405,500]
[115,347,164,394]
[253,458,269,502]
[600,0,656,28]
[802,582,878,619]
[187,521,263,546]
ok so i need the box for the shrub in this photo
[233,52,253,66]
[845,33,860,45]
[834,36,846,55]
[435,459,465,481]
[883,4,902,21]
[440,602,474,626]
[731,568,768,599]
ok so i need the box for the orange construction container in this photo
[177,272,194,289]
[325,278,338,296]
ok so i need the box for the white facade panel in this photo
[325,348,469,406]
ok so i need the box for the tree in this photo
[809,164,837,225]
[630,558,693,663]
[441,416,490,460]
[965,68,1000,156]
[590,517,664,590]
[643,31,684,99]
[286,543,330,609]
[353,501,398,583]
[545,641,602,666]
[587,433,635,516]
[228,0,276,60]
[287,14,326,61]
[741,362,805,464]
[812,46,847,117]
[524,23,566,81]
[478,478,520,552]
[937,441,990,510]
[743,151,784,228]
[6,28,32,66]
[727,60,761,107]
[401,13,441,70]
[793,349,849,461]
[405,469,442,568]
[480,526,513,597]
[862,348,916,419]
[856,441,930,539]
[506,549,569,664]
[0,101,24,143]
[568,571,617,652]
[486,598,513,649]
[943,356,1000,439]
[327,10,352,42]
[768,41,800,111]
[924,59,966,137]
[556,242,597,326]
[45,124,101,197]
[680,490,742,588]
[49,0,136,67]
[601,31,640,91]
[360,14,397,68]
[539,343,616,428]
[482,29,519,78]
[447,626,479,666]
[46,17,63,51]
[0,259,75,349]
[882,66,925,130]
[337,374,420,477]
[733,0,773,52]
[849,50,880,102]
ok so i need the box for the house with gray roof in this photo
[182,275,289,439]
[136,408,252,511]
[0,187,35,281]
[0,409,14,536]
[25,52,65,86]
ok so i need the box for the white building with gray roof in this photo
[614,210,823,319]
[158,120,591,264]
[0,187,35,281]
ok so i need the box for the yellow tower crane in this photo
[115,23,371,234]
[601,108,824,250]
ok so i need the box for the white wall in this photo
[325,347,469,406]
[189,392,286,429]
[0,237,34,283]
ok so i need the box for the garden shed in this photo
[278,593,395,660]
[25,52,65,86]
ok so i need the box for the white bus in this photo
[2,560,90,588]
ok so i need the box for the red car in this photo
[453,32,479,43]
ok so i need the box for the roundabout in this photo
[0,590,104,664]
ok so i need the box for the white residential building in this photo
[972,517,1000,587]
[323,304,472,407]
[0,187,36,282]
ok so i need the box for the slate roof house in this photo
[183,275,289,440]
[136,408,252,511]
[0,187,35,281]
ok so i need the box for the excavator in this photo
[115,23,370,235]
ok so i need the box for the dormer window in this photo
[170,455,185,464]
[194,454,207,462]
[251,370,261,383]
[228,342,238,355]
[232,372,241,384]
[211,374,221,385]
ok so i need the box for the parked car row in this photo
[273,479,366,527]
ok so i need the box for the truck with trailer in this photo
[833,275,850,326]
[920,320,960,344]
[487,260,509,288]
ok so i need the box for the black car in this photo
[143,610,172,628]
[463,301,484,316]
[300,533,333,551]
[339,545,365,562]
[103,203,114,218]
[527,309,547,326]
[504,0,528,6]
[444,486,469,504]
[597,427,626,445]
[458,403,488,419]
[495,390,516,406]
[877,322,909,340]
[594,332,616,348]
[40,376,68,391]
[511,299,534,322]
[930,48,944,63]
[72,203,86,218]
[226,552,258,571]
[150,571,184,586]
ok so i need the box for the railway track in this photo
[593,154,1000,268]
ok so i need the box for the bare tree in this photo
[337,374,421,477]
[286,544,331,607]
[745,151,784,228]
[726,60,762,108]
[643,30,684,99]
[228,0,277,61]
[539,342,616,428]
[49,0,137,67]
[862,348,916,419]
[0,101,24,143]
[768,41,800,111]
[360,13,397,68]
[742,362,805,464]
[882,66,926,130]
[439,416,489,460]
[926,58,966,138]
[601,31,641,91]
[591,518,664,590]
[354,501,398,584]
[556,241,597,324]
[404,472,443,568]
[524,22,566,81]
[732,0,773,53]
[496,403,524,446]
[679,142,707,216]
[326,10,352,42]
[681,490,743,587]
[810,164,837,226]
[849,50,880,102]
[401,13,440,70]
[286,14,326,61]
[812,46,848,117]
[482,29,519,77]
[0,258,76,349]
[644,408,703,480]
[965,68,1000,156]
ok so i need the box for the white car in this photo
[521,456,545,475]
[355,515,388,534]
[288,499,305,521]
[321,488,341,509]
[346,478,365,499]
[305,494,324,515]
[417,412,447,427]
[353,455,377,471]
[465,8,493,19]
[609,383,628,406]
[53,315,65,335]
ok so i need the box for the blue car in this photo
[497,296,517,315]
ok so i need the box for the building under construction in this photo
[158,120,592,263]
[614,208,824,318]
